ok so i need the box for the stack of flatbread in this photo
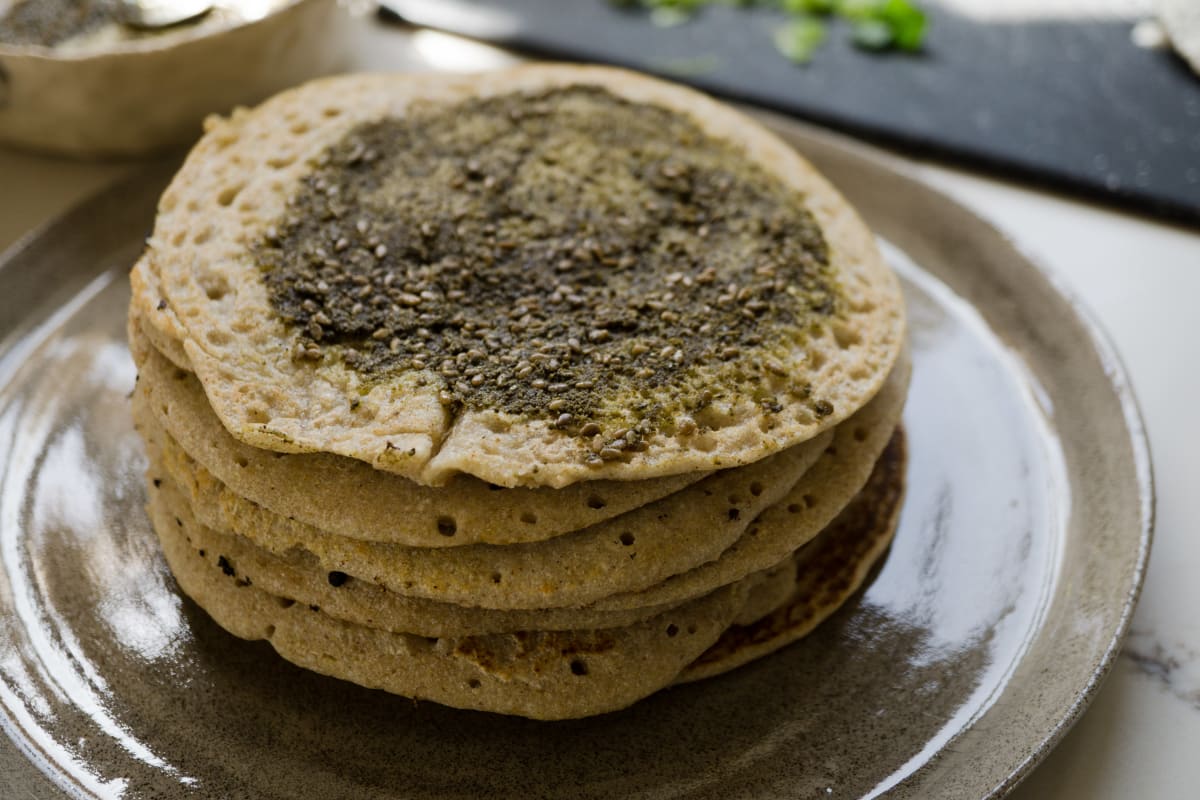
[127,65,910,720]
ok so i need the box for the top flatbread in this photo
[133,64,904,487]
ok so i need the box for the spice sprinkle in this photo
[258,86,841,447]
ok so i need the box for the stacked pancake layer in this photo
[128,66,910,720]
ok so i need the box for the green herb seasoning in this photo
[259,87,839,450]
[609,0,927,63]
[0,0,117,47]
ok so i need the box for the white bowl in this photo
[0,0,350,158]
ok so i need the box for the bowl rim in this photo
[0,0,317,61]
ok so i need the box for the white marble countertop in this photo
[1,11,1197,798]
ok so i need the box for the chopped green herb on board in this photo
[840,0,927,51]
[849,17,892,50]
[609,0,927,65]
[773,17,827,64]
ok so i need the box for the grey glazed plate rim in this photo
[0,117,1154,799]
[765,113,1155,798]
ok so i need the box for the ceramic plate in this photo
[0,121,1152,800]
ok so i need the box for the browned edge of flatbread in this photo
[675,427,906,684]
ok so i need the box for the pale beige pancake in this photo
[147,429,906,719]
[677,428,906,683]
[130,326,706,548]
[132,65,904,488]
[139,400,830,609]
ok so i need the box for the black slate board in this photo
[380,0,1200,225]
